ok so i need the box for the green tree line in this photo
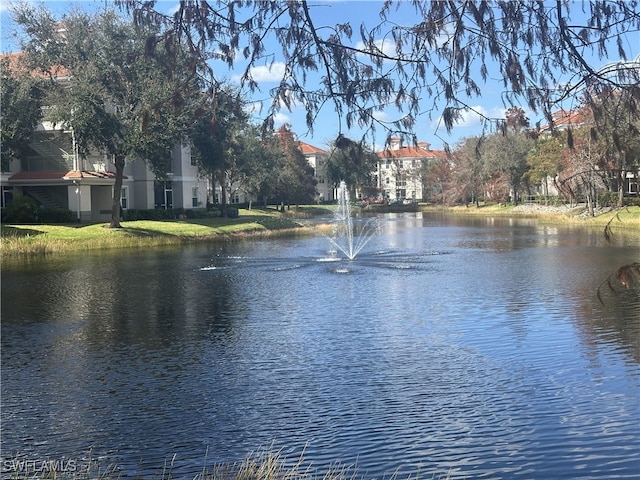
[2,5,324,226]
[424,100,640,214]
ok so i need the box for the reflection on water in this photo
[2,214,639,479]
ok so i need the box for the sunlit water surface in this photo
[2,213,639,479]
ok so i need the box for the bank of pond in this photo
[1,203,639,258]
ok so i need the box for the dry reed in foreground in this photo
[4,448,453,480]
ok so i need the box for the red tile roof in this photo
[298,141,327,155]
[1,52,71,79]
[539,108,589,132]
[64,170,120,180]
[9,170,121,182]
[378,146,447,159]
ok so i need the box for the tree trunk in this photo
[618,169,626,208]
[221,172,228,217]
[109,154,126,228]
[586,180,595,217]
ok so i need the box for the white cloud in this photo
[272,112,290,127]
[248,62,286,83]
[244,101,289,126]
[372,110,391,123]
[454,106,488,128]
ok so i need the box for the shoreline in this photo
[2,205,639,258]
[419,203,640,228]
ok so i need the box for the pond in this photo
[1,213,639,479]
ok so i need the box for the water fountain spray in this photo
[328,181,379,260]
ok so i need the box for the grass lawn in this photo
[1,211,307,257]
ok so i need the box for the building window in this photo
[1,187,14,208]
[154,180,173,209]
[120,186,128,209]
[192,186,199,207]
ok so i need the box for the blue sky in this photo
[2,1,638,151]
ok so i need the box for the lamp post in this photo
[73,180,80,222]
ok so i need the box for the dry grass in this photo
[421,203,640,230]
[5,448,453,480]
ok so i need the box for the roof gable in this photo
[378,145,446,160]
[298,141,327,155]
[539,108,590,132]
[1,52,70,79]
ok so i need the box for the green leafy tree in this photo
[190,86,252,216]
[482,108,535,205]
[326,135,378,195]
[274,125,317,210]
[485,130,535,206]
[526,136,564,205]
[224,124,284,211]
[451,136,489,207]
[0,57,45,172]
[13,5,204,227]
[239,126,285,209]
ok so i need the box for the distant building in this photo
[538,107,638,198]
[538,109,589,134]
[1,52,209,220]
[376,138,447,201]
[298,141,333,203]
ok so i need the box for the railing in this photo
[22,155,74,172]
[22,132,74,172]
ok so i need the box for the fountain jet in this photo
[328,181,379,260]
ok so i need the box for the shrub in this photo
[185,208,219,219]
[124,208,179,220]
[39,208,74,223]
[226,206,239,218]
[124,208,222,221]
[599,191,617,208]
[123,209,139,221]
[625,196,640,207]
[2,196,39,223]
